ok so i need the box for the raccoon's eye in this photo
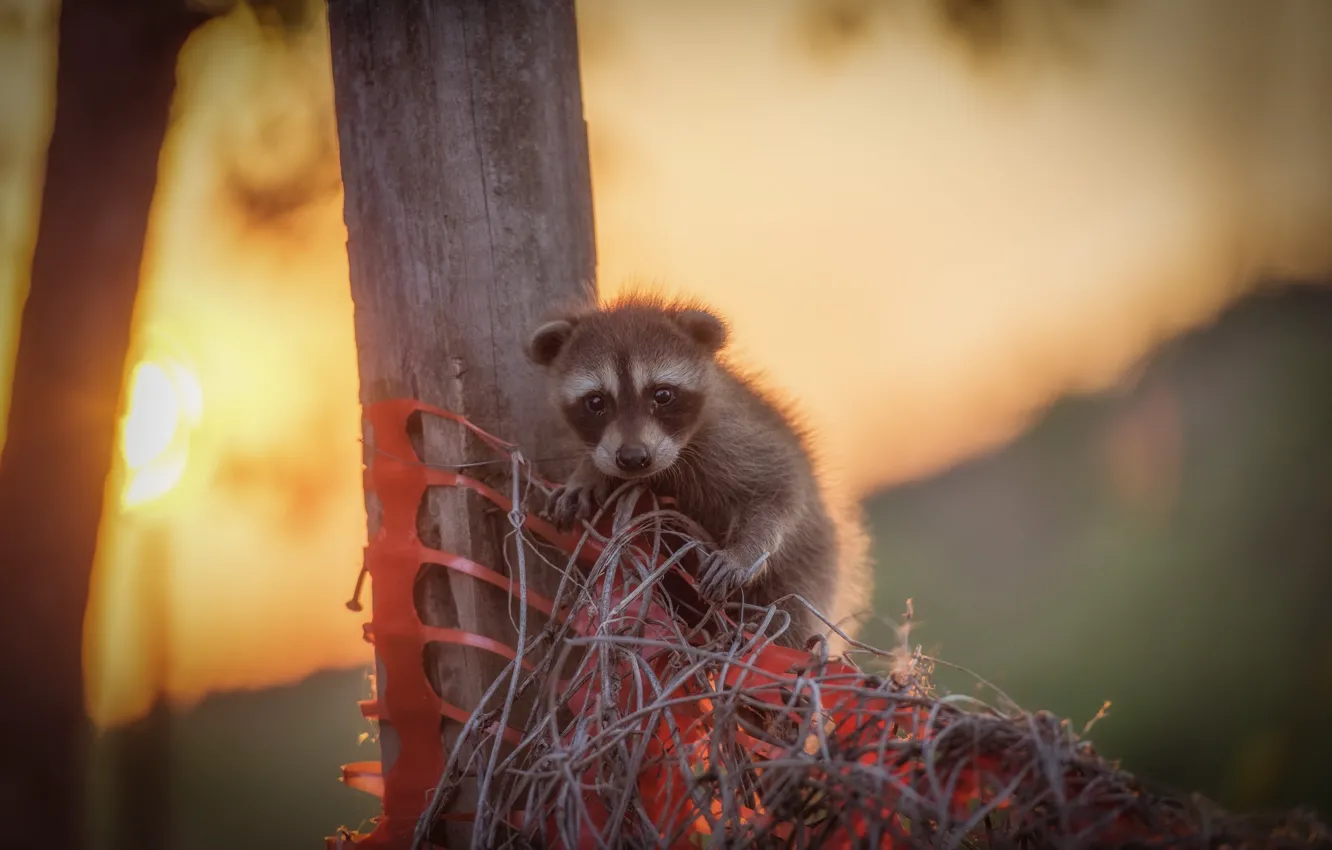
[652,386,677,407]
[584,393,606,414]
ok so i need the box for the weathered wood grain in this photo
[327,0,596,839]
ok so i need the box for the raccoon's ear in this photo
[674,309,728,353]
[527,318,576,366]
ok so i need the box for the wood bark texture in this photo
[327,0,596,839]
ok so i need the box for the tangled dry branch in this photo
[407,451,1329,850]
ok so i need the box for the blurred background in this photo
[2,0,1330,847]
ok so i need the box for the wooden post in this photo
[327,0,596,841]
[0,1,201,847]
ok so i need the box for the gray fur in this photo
[527,294,842,648]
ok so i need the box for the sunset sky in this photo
[0,0,1329,729]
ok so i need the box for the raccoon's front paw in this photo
[545,478,610,532]
[697,549,756,604]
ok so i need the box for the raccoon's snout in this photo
[614,445,651,472]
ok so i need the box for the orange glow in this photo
[82,4,370,727]
[120,359,202,508]
[0,0,1329,728]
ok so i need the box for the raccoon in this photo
[526,293,869,649]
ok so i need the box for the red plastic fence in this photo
[326,399,598,848]
[326,402,1212,850]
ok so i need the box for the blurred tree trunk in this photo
[0,2,201,848]
[328,0,596,844]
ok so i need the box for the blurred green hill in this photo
[860,283,1332,817]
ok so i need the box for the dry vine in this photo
[403,451,1329,850]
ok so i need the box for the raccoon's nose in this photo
[615,445,651,472]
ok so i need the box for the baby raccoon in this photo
[526,294,867,648]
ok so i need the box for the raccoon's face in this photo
[527,301,728,480]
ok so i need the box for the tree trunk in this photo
[327,0,596,843]
[0,2,201,847]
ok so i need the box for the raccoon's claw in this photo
[545,485,587,532]
[544,479,608,532]
[697,549,749,604]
